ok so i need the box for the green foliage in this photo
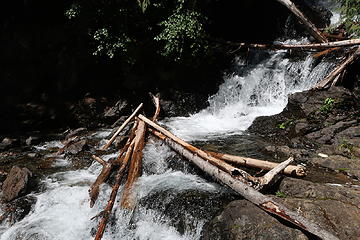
[338,139,353,152]
[320,97,335,113]
[277,119,295,130]
[275,191,287,198]
[154,9,209,61]
[338,0,360,37]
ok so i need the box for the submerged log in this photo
[233,38,360,51]
[120,120,147,209]
[314,46,360,89]
[206,151,305,177]
[94,139,135,240]
[150,130,339,240]
[101,103,143,150]
[275,0,328,43]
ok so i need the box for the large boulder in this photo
[1,166,32,202]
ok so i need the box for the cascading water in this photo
[0,44,336,240]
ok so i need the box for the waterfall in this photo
[0,45,335,240]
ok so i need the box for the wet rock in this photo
[311,155,360,179]
[0,138,19,151]
[63,139,88,155]
[278,178,360,239]
[1,166,32,202]
[264,145,309,159]
[65,127,87,140]
[103,99,128,118]
[203,200,306,240]
[25,136,41,146]
[0,196,36,225]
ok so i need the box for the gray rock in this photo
[1,166,32,202]
[64,139,88,155]
[203,200,306,240]
[65,127,87,140]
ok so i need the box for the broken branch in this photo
[101,103,143,150]
[257,157,294,187]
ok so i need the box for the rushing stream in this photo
[0,43,335,239]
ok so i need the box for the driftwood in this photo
[94,139,135,240]
[143,119,260,186]
[149,128,339,240]
[314,46,360,89]
[120,120,147,209]
[150,93,160,122]
[313,47,340,58]
[101,103,143,150]
[233,38,360,52]
[275,0,328,43]
[89,122,138,207]
[206,151,305,177]
[257,157,294,186]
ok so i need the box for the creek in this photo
[0,40,336,239]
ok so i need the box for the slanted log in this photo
[150,130,339,240]
[101,103,143,150]
[206,151,305,177]
[257,157,294,187]
[233,38,360,51]
[89,121,138,207]
[313,47,340,58]
[120,120,146,209]
[94,139,135,240]
[142,117,259,185]
[150,93,160,122]
[314,46,360,89]
[275,0,328,43]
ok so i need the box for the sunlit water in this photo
[0,43,335,239]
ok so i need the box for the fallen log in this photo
[142,118,260,186]
[275,0,328,43]
[101,103,143,150]
[150,93,160,122]
[314,46,360,89]
[205,150,305,177]
[150,130,339,240]
[120,120,147,209]
[89,121,138,207]
[312,47,341,58]
[257,157,294,187]
[94,139,135,240]
[233,38,360,51]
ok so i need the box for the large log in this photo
[314,46,360,89]
[101,103,143,150]
[120,120,147,209]
[150,130,339,240]
[141,116,260,185]
[94,139,135,240]
[275,0,328,43]
[206,151,305,177]
[234,38,360,51]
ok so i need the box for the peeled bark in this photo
[314,46,360,89]
[275,0,328,43]
[101,103,143,150]
[206,151,305,177]
[120,120,147,209]
[150,130,339,240]
[94,140,135,240]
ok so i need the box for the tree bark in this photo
[205,151,305,177]
[150,130,339,240]
[101,103,143,150]
[120,120,147,209]
[314,46,360,89]
[275,0,328,43]
[94,139,135,240]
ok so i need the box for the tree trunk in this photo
[206,151,305,177]
[120,120,146,209]
[150,131,339,240]
[314,46,360,89]
[101,103,143,150]
[275,0,328,43]
[234,38,360,51]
